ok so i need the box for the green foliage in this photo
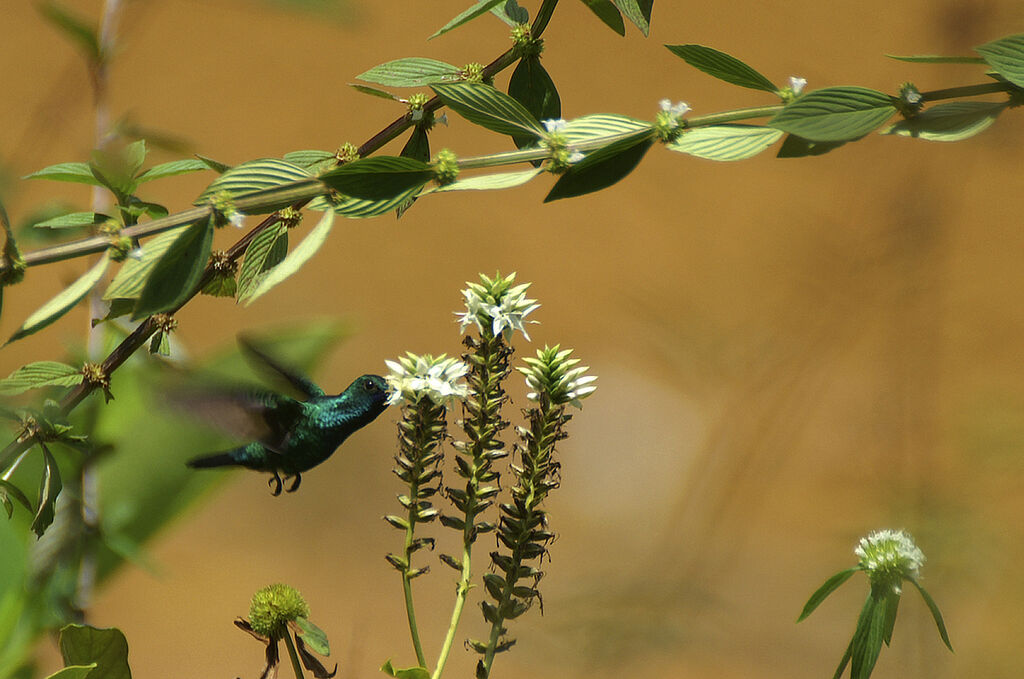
[57,625,131,679]
[883,101,1006,141]
[132,217,213,319]
[507,56,561,149]
[0,363,84,396]
[666,44,778,92]
[581,0,625,35]
[381,660,430,679]
[7,254,110,344]
[769,87,897,141]
[545,130,654,201]
[975,33,1024,87]
[431,82,546,138]
[430,0,507,40]
[668,124,784,161]
[319,157,432,201]
[242,210,334,305]
[356,58,463,87]
[195,158,313,208]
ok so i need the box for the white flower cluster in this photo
[519,346,597,408]
[456,272,540,341]
[384,353,469,406]
[789,76,807,96]
[855,529,925,591]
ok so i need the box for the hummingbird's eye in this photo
[363,378,379,392]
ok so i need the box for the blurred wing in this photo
[239,336,326,400]
[164,387,304,454]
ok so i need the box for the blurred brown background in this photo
[3,1,1024,677]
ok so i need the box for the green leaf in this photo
[770,87,897,141]
[430,0,506,39]
[431,82,546,137]
[562,113,653,143]
[89,140,147,199]
[0,361,84,395]
[136,159,208,183]
[851,594,887,679]
[283,150,337,173]
[885,54,985,64]
[380,660,430,679]
[401,128,431,164]
[666,44,777,92]
[24,162,103,186]
[776,134,847,158]
[195,159,312,204]
[907,577,953,651]
[580,0,624,36]
[883,101,1005,142]
[613,0,652,36]
[0,478,33,514]
[545,130,654,202]
[38,1,101,62]
[508,57,561,149]
[133,218,214,319]
[244,210,334,306]
[195,154,232,174]
[294,617,330,655]
[237,223,289,303]
[149,331,170,356]
[492,0,528,25]
[44,666,97,679]
[348,83,402,101]
[33,212,107,229]
[319,157,432,201]
[59,624,131,679]
[668,125,784,161]
[32,443,63,537]
[323,189,424,218]
[357,58,463,87]
[797,567,859,621]
[8,253,110,343]
[91,297,135,326]
[432,168,542,192]
[975,34,1024,87]
[103,226,186,300]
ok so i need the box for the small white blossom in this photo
[128,247,144,260]
[385,353,468,406]
[542,118,567,134]
[789,76,807,96]
[456,272,540,341]
[568,149,585,164]
[855,529,925,593]
[229,211,246,229]
[904,89,922,104]
[659,99,691,117]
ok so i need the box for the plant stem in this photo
[402,503,428,667]
[431,541,473,679]
[283,632,306,679]
[921,81,1014,101]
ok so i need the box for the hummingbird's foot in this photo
[285,473,301,493]
[268,472,283,496]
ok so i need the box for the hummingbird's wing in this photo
[165,388,305,454]
[239,336,327,400]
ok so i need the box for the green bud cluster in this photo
[461,62,485,84]
[432,148,460,186]
[248,583,311,638]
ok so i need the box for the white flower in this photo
[456,272,540,341]
[904,90,922,104]
[855,529,925,592]
[542,118,567,134]
[229,211,246,229]
[789,76,807,96]
[568,149,585,164]
[128,247,144,260]
[659,99,691,117]
[385,353,468,406]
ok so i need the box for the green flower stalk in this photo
[384,353,468,667]
[799,529,952,679]
[429,273,538,679]
[235,583,335,679]
[474,345,596,679]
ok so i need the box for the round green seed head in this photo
[248,583,311,637]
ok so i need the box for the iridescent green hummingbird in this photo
[184,339,390,495]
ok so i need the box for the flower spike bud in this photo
[248,583,311,638]
[456,272,540,341]
[519,345,597,408]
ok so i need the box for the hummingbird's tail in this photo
[187,449,244,469]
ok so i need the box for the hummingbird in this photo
[184,338,390,495]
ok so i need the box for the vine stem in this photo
[283,632,306,679]
[402,490,428,667]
